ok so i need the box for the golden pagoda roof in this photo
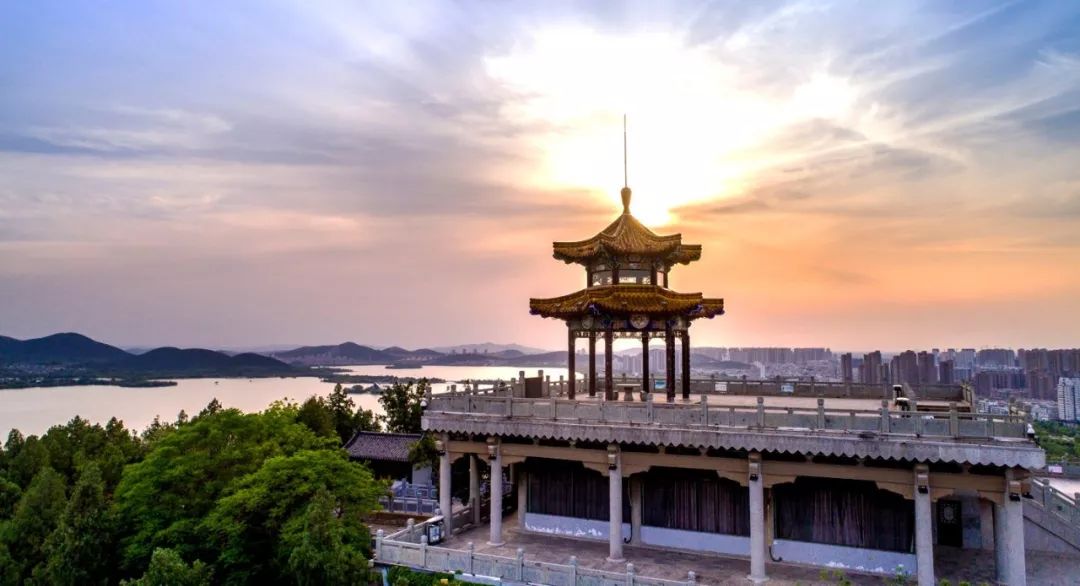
[552,189,701,265]
[529,284,724,320]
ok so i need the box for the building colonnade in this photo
[437,435,1028,586]
[567,326,691,402]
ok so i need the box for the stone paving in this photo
[442,516,1080,585]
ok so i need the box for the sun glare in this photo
[485,29,860,226]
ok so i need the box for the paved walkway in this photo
[444,516,1080,585]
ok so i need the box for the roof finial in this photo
[621,114,632,214]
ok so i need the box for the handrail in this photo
[1030,477,1080,525]
[375,523,697,586]
[425,393,1030,441]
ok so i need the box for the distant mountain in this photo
[0,332,131,365]
[272,342,396,366]
[113,347,295,376]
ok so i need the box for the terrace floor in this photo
[443,513,1080,585]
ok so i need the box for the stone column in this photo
[629,476,642,545]
[470,454,481,526]
[681,330,691,400]
[589,332,597,397]
[641,332,650,394]
[439,437,452,536]
[1004,472,1027,586]
[607,444,624,562]
[567,326,576,399]
[748,452,767,583]
[994,502,1008,585]
[665,325,676,402]
[517,466,527,531]
[605,328,614,400]
[488,438,504,546]
[914,464,934,586]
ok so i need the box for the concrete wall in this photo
[640,525,750,556]
[1024,503,1080,554]
[772,539,917,576]
[523,512,631,542]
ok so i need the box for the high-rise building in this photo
[1057,378,1080,422]
[939,360,955,385]
[859,351,882,384]
[840,353,853,384]
[891,351,920,385]
[917,351,937,384]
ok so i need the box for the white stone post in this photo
[608,444,625,562]
[748,452,767,583]
[488,438,504,546]
[470,454,481,526]
[438,435,452,536]
[914,464,934,586]
[1004,471,1027,586]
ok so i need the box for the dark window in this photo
[774,477,914,552]
[641,468,750,535]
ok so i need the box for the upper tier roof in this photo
[551,188,701,265]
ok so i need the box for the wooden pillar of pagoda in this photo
[567,325,576,399]
[665,324,676,402]
[604,327,614,400]
[641,332,650,393]
[681,330,691,400]
[588,332,597,397]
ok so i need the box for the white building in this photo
[1056,377,1080,421]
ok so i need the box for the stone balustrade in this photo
[426,392,1027,441]
[376,520,697,586]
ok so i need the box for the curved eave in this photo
[423,414,1046,469]
[529,285,724,320]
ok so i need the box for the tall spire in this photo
[621,114,632,214]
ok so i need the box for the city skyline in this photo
[2,1,1080,349]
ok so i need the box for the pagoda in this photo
[529,180,724,402]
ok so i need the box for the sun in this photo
[484,28,860,226]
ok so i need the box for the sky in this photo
[1,1,1079,352]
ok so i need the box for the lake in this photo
[0,365,567,438]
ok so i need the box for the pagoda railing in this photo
[376,519,698,586]
[425,392,1028,441]
[455,373,969,403]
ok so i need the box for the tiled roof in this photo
[529,284,724,320]
[343,431,421,463]
[552,212,701,265]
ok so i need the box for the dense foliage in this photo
[0,387,387,585]
[1035,421,1080,463]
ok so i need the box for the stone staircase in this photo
[1025,478,1080,553]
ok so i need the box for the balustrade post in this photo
[880,400,891,433]
[505,393,512,418]
[816,398,825,429]
[420,534,428,568]
[467,542,475,575]
[687,571,697,585]
[913,399,924,436]
[700,395,708,425]
[755,396,765,428]
[569,556,578,585]
[407,518,415,541]
[625,563,635,586]
[375,529,384,560]
[516,548,525,581]
[647,392,654,423]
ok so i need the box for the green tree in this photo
[379,380,429,433]
[122,548,212,586]
[202,449,383,583]
[114,406,333,573]
[7,434,49,488]
[0,476,20,518]
[296,396,336,439]
[283,488,373,586]
[0,467,67,582]
[44,463,114,585]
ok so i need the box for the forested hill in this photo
[0,333,298,377]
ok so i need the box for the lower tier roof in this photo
[529,284,724,320]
